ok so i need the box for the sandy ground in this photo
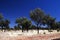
[0,30,60,40]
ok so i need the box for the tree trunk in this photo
[22,27,23,32]
[37,24,39,34]
[1,26,3,30]
[22,29,23,32]
[27,27,28,32]
[48,25,50,30]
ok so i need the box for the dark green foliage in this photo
[30,8,45,33]
[4,19,10,30]
[0,13,3,20]
[56,22,60,29]
[0,14,10,30]
[44,14,56,30]
[16,17,31,32]
[14,25,21,30]
[29,25,37,29]
[10,28,14,30]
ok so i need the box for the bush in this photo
[43,32,46,34]
[57,29,60,32]
[48,30,53,32]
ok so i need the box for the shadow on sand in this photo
[52,38,60,40]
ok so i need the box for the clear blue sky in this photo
[0,0,60,27]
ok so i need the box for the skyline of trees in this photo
[0,8,60,32]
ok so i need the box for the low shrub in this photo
[48,30,53,32]
[43,32,46,34]
[57,29,60,32]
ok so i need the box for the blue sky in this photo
[0,0,60,27]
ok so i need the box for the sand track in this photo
[0,30,60,40]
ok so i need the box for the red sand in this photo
[0,33,60,40]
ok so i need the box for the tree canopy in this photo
[16,17,31,32]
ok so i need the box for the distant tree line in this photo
[0,8,60,33]
[0,14,10,30]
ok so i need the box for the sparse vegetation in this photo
[0,8,60,33]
